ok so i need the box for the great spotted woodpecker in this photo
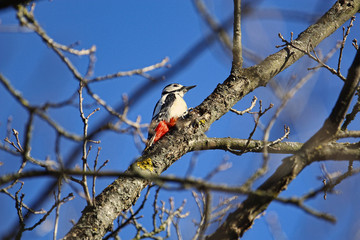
[146,83,196,148]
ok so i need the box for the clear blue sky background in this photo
[0,0,359,239]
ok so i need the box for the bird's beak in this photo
[184,85,196,92]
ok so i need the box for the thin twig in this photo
[277,32,346,81]
[193,0,232,52]
[88,57,169,83]
[198,191,211,240]
[24,193,74,231]
[192,191,204,240]
[230,96,257,115]
[228,101,273,157]
[53,180,62,240]
[78,82,98,206]
[337,16,356,74]
[341,92,360,130]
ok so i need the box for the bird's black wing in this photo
[147,93,176,142]
[151,93,176,121]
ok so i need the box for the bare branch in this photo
[191,137,301,154]
[337,16,356,74]
[53,180,62,240]
[230,96,257,115]
[336,130,360,139]
[277,32,346,81]
[78,82,98,206]
[88,57,169,83]
[232,0,243,70]
[193,0,232,52]
[341,92,360,130]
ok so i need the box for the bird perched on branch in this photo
[146,83,196,149]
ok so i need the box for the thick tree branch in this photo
[191,137,302,154]
[64,1,360,239]
[190,137,360,161]
[1,142,359,187]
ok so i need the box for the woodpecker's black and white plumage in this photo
[146,83,196,148]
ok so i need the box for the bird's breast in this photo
[167,97,187,119]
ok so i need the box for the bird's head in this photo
[161,83,196,97]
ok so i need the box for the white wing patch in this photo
[152,95,166,119]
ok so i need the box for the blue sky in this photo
[1,0,359,239]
